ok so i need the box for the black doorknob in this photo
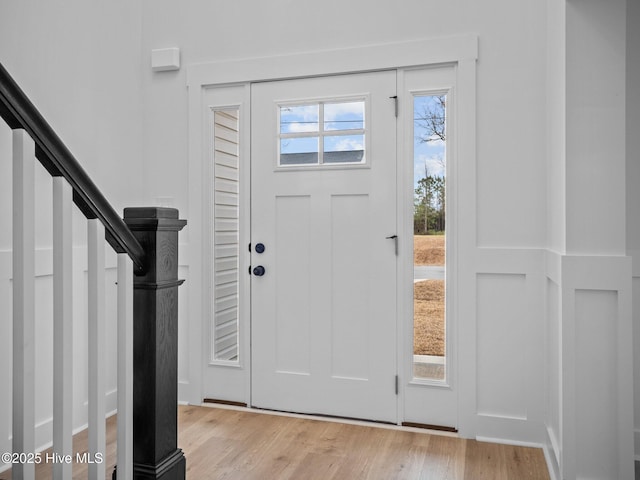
[255,243,266,254]
[253,265,266,276]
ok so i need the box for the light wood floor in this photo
[1,404,551,479]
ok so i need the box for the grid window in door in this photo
[278,99,367,166]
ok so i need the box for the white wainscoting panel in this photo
[574,289,619,478]
[471,248,547,445]
[476,273,528,420]
[559,254,634,479]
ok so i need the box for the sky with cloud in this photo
[279,101,366,159]
[413,95,446,190]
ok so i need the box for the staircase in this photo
[1,63,186,480]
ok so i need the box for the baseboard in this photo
[542,442,560,480]
[546,425,560,466]
[543,425,561,480]
[178,380,190,404]
[475,435,543,449]
[635,428,640,460]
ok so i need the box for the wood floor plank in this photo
[0,405,550,480]
[417,435,466,480]
[503,443,551,480]
[463,440,508,480]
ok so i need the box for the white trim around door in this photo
[186,35,477,436]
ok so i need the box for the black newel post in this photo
[123,207,187,480]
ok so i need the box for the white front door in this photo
[250,71,398,423]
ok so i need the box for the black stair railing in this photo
[0,62,147,274]
[1,62,186,480]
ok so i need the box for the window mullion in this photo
[278,99,366,167]
[319,103,325,165]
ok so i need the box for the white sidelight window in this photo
[412,93,447,382]
[211,108,240,363]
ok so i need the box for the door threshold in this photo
[203,397,248,408]
[401,421,457,433]
[251,406,397,427]
[197,402,459,437]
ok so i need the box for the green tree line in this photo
[414,174,445,234]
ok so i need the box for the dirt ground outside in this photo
[414,234,445,266]
[414,235,445,356]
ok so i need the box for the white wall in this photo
[0,1,146,223]
[566,0,626,256]
[546,0,566,255]
[627,0,640,463]
[140,0,548,248]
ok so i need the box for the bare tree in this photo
[415,95,446,143]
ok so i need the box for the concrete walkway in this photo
[414,265,445,282]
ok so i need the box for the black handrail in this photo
[0,63,147,274]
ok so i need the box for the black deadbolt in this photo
[255,243,266,254]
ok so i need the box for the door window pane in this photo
[212,108,241,363]
[324,101,364,131]
[280,137,319,165]
[280,105,319,133]
[323,134,365,163]
[412,94,446,381]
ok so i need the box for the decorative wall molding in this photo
[628,248,640,278]
[547,251,633,479]
[187,35,478,88]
